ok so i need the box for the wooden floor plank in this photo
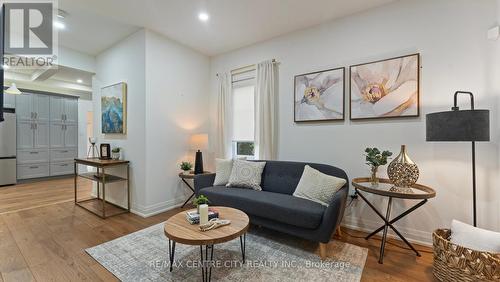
[0,177,434,281]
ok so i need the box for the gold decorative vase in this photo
[387,145,419,187]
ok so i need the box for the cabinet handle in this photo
[35,123,37,130]
[61,150,68,153]
[29,151,39,154]
[61,164,68,167]
[29,166,39,169]
[34,112,38,119]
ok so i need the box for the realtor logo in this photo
[4,2,53,55]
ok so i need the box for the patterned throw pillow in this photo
[213,159,233,186]
[227,160,266,191]
[293,165,346,206]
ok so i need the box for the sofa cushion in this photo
[199,186,325,229]
[293,165,346,206]
[227,160,266,191]
[213,158,233,186]
[258,161,348,195]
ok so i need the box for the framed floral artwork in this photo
[294,67,345,122]
[350,53,420,120]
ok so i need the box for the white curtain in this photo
[255,60,279,160]
[215,73,232,158]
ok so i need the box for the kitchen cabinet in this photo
[16,93,78,180]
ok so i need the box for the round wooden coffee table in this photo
[164,206,249,282]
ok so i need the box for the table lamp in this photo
[426,91,490,227]
[190,133,208,174]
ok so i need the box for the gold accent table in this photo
[74,158,130,218]
[164,206,249,282]
[352,177,436,264]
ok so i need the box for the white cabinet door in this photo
[34,122,49,148]
[50,96,64,123]
[16,94,33,121]
[3,94,16,108]
[17,121,34,149]
[64,124,78,148]
[33,94,50,123]
[50,123,65,148]
[64,98,78,124]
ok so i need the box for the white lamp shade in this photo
[5,83,22,95]
[189,134,208,151]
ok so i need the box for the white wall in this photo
[210,0,500,245]
[144,30,210,215]
[93,30,147,211]
[59,46,96,73]
[92,29,210,216]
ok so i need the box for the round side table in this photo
[351,177,436,264]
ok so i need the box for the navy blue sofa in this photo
[194,160,349,248]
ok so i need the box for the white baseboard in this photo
[90,191,186,218]
[342,215,433,247]
[130,196,187,218]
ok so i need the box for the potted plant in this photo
[365,147,392,185]
[180,161,193,175]
[193,194,210,213]
[111,147,121,160]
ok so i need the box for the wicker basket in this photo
[433,229,500,281]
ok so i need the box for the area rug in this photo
[86,223,368,282]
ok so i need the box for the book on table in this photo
[186,208,219,224]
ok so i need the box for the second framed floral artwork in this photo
[294,67,345,122]
[350,53,420,120]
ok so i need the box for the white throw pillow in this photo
[450,219,500,253]
[213,158,233,186]
[293,165,346,207]
[227,160,266,191]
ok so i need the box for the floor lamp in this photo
[426,91,490,227]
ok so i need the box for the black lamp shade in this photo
[426,110,490,142]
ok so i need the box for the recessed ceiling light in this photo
[76,79,83,83]
[198,12,209,22]
[54,21,65,30]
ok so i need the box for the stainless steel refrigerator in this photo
[0,108,16,186]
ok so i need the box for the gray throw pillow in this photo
[293,165,346,206]
[213,158,233,186]
[227,160,266,191]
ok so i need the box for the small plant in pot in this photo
[111,147,121,160]
[193,195,209,214]
[365,147,392,185]
[180,161,193,175]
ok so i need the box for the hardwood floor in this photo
[0,177,92,214]
[0,178,434,281]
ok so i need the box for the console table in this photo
[74,158,130,218]
[352,177,436,264]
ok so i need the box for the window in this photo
[232,83,255,158]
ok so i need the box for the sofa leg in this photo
[319,242,328,260]
[336,226,342,237]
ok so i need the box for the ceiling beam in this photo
[31,66,59,81]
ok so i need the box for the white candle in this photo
[199,204,209,225]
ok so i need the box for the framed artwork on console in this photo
[350,53,420,120]
[294,67,345,122]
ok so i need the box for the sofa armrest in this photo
[194,173,216,195]
[316,185,349,243]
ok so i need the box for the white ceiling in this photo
[59,0,397,56]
